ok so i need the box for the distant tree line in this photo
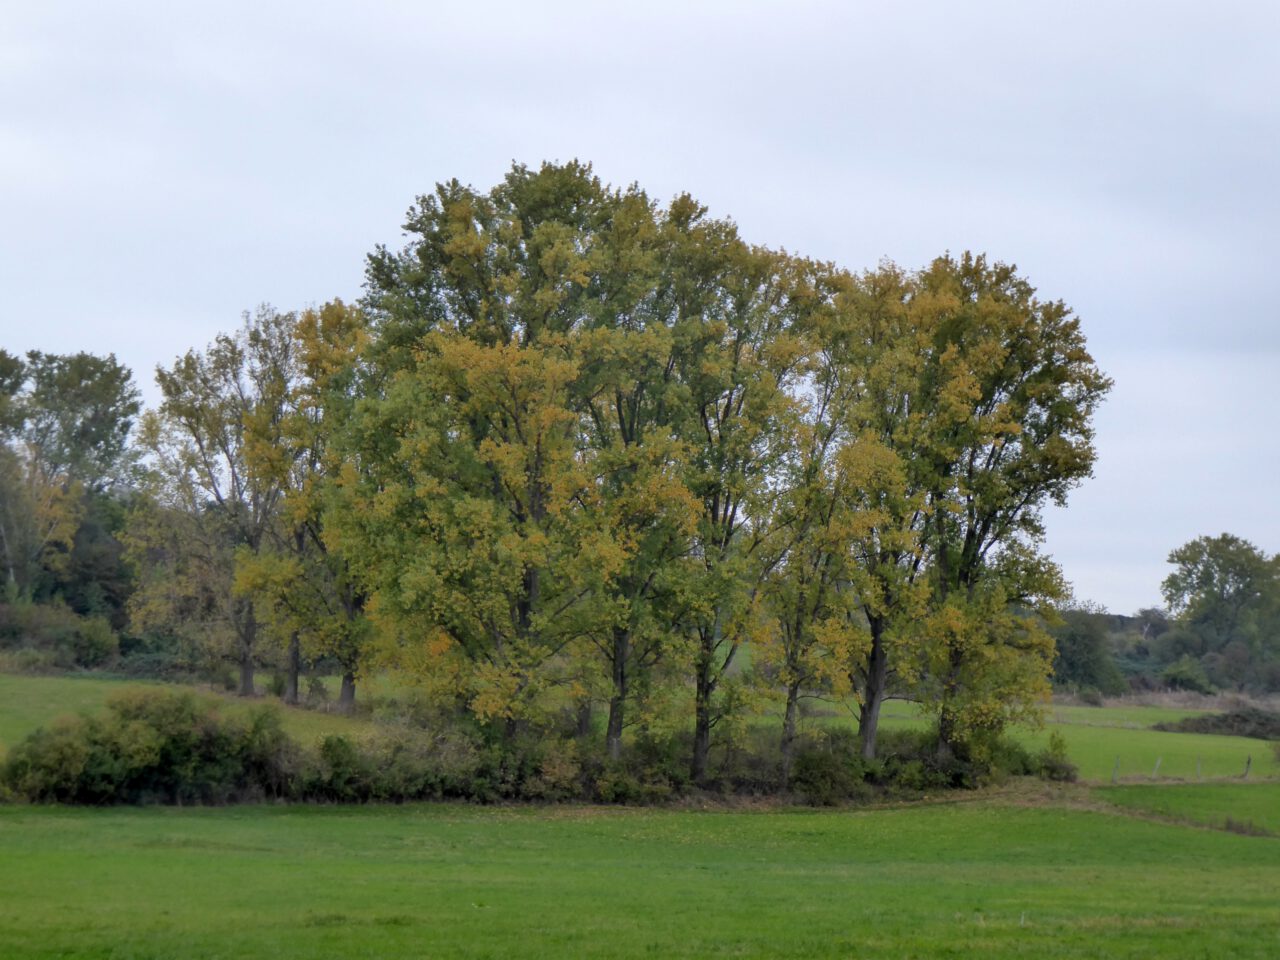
[2,161,1117,787]
[1051,534,1280,698]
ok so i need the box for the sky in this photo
[2,1,1277,615]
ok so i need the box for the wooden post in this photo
[1244,756,1252,780]
[1111,757,1120,784]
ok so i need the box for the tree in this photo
[333,332,611,732]
[1163,534,1277,646]
[0,350,140,598]
[130,308,296,695]
[905,254,1111,754]
[237,301,373,709]
[1161,533,1280,690]
[18,351,141,492]
[1050,605,1127,696]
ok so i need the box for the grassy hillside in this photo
[0,798,1276,959]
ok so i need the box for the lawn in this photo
[0,799,1277,959]
[1097,782,1280,835]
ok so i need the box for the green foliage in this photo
[1033,731,1078,781]
[790,729,871,804]
[0,600,118,669]
[1156,534,1280,691]
[1161,654,1215,694]
[1153,707,1280,740]
[1,689,297,804]
[1051,607,1127,695]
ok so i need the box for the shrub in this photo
[0,601,119,669]
[1078,686,1105,707]
[1,689,299,804]
[789,729,874,805]
[1155,707,1280,740]
[1033,732,1078,782]
[1161,655,1214,694]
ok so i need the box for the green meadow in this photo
[2,672,1279,957]
[1097,782,1280,835]
[2,798,1278,960]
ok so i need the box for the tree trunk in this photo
[283,633,300,705]
[605,627,629,761]
[780,679,802,782]
[236,600,257,697]
[337,671,356,713]
[858,621,888,760]
[692,689,713,784]
[936,645,966,760]
[575,699,593,738]
[690,621,724,785]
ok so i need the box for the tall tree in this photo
[237,301,372,709]
[130,308,296,695]
[333,332,611,732]
[908,254,1111,754]
[1161,533,1280,688]
[18,351,141,491]
[0,350,139,597]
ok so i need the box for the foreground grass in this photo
[1,799,1277,959]
[0,673,372,758]
[1097,782,1280,835]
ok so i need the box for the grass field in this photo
[876,699,1278,782]
[1,797,1277,959]
[0,673,372,758]
[1097,782,1280,835]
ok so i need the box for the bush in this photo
[300,728,487,803]
[1161,655,1214,694]
[1155,707,1280,740]
[1078,686,1105,707]
[1033,732,1078,782]
[0,601,119,669]
[1,689,298,804]
[790,729,870,805]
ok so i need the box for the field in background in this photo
[1097,782,1280,835]
[875,699,1277,782]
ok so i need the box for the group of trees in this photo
[2,162,1116,782]
[1052,534,1280,696]
[0,349,140,626]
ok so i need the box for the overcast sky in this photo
[2,1,1277,614]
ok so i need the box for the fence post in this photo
[1111,757,1120,784]
[1244,756,1251,780]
